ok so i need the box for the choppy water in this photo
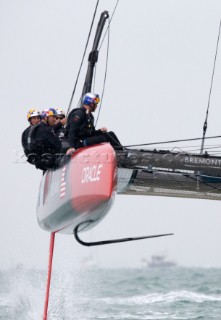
[1,266,221,320]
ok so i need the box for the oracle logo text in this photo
[81,165,103,183]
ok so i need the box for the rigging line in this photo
[173,144,221,154]
[94,0,119,128]
[122,134,221,149]
[186,143,221,149]
[208,148,221,152]
[98,0,120,51]
[167,171,191,189]
[164,147,220,154]
[183,173,221,193]
[169,146,196,154]
[191,145,221,152]
[95,17,110,127]
[145,143,221,150]
[66,0,100,117]
[148,142,221,148]
[200,18,221,154]
[166,170,221,195]
[208,149,221,153]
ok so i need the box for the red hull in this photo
[37,143,117,234]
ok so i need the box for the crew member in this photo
[66,92,122,154]
[21,108,41,157]
[26,108,62,170]
[54,108,70,152]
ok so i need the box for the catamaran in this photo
[36,7,221,319]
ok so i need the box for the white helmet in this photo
[56,108,65,118]
[27,108,41,121]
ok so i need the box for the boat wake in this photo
[1,267,221,320]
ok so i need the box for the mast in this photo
[81,11,109,98]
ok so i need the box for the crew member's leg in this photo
[83,131,122,149]
[83,134,107,146]
[104,131,122,148]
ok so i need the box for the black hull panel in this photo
[116,149,221,201]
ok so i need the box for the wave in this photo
[1,267,221,319]
[100,290,221,305]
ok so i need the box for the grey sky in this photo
[1,0,221,269]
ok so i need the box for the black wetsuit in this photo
[21,126,31,157]
[54,122,70,152]
[23,121,62,170]
[66,107,121,149]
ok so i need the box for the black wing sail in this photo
[82,11,109,97]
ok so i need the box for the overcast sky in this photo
[1,0,221,269]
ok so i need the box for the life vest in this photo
[26,123,58,170]
[66,107,95,138]
[27,123,40,152]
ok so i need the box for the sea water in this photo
[0,266,221,320]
